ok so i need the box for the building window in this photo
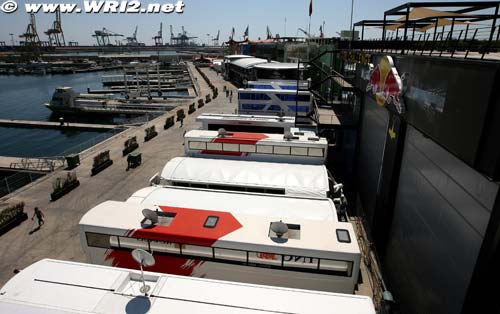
[86,232,112,249]
[189,141,206,150]
[223,143,239,152]
[240,144,256,153]
[274,146,291,155]
[256,145,273,154]
[308,148,324,157]
[206,142,223,150]
[291,147,308,156]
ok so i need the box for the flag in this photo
[243,25,249,39]
[309,0,312,17]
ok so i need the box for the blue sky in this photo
[0,0,473,45]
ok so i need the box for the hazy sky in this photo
[0,0,472,45]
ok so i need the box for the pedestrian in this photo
[179,117,184,127]
[31,207,44,227]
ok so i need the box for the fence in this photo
[352,23,500,60]
[0,126,125,198]
[0,172,45,198]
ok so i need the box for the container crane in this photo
[153,23,163,46]
[212,30,220,46]
[92,28,123,46]
[266,26,272,39]
[297,28,311,38]
[230,27,235,40]
[19,13,41,46]
[44,8,65,46]
[170,25,197,46]
[126,26,143,46]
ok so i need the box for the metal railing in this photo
[0,172,45,198]
[352,24,500,60]
[9,157,66,172]
[57,126,124,157]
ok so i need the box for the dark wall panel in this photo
[357,96,388,226]
[384,126,498,314]
[394,57,495,166]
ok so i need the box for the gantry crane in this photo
[170,25,197,46]
[126,26,139,45]
[19,13,41,46]
[153,23,163,46]
[92,28,123,46]
[298,28,312,38]
[44,8,65,46]
[212,30,220,46]
[266,26,272,39]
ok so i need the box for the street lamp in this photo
[349,0,355,48]
[206,33,210,46]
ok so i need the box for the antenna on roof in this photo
[142,208,158,227]
[218,128,227,137]
[283,131,294,141]
[277,112,284,122]
[270,220,288,238]
[132,249,156,296]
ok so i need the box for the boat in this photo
[44,86,177,116]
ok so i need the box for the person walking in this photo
[31,207,44,227]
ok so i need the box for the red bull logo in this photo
[366,56,405,114]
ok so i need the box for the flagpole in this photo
[308,16,311,37]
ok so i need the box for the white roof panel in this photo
[196,113,296,124]
[231,57,269,69]
[253,63,305,70]
[160,157,329,198]
[224,54,253,60]
[0,259,376,314]
[185,130,328,146]
[80,200,358,255]
[126,186,336,221]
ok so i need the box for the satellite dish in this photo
[132,249,156,295]
[283,132,294,141]
[218,128,227,137]
[270,221,288,238]
[132,249,156,267]
[142,208,158,225]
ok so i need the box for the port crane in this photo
[170,25,197,46]
[153,23,163,46]
[229,27,235,41]
[92,28,123,46]
[19,13,41,46]
[126,26,144,46]
[44,8,65,46]
[266,26,273,39]
[297,28,312,38]
[212,30,220,46]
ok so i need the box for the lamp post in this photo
[349,0,355,48]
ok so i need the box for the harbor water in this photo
[0,72,117,157]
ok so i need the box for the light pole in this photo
[9,33,14,46]
[349,0,355,48]
[206,33,210,46]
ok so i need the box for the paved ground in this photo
[0,64,237,286]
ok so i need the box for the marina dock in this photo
[0,119,120,131]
